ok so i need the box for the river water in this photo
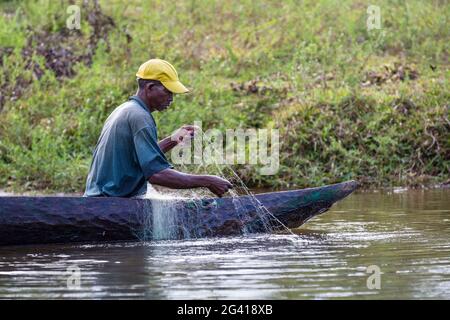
[0,189,449,299]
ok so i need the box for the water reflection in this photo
[0,189,449,299]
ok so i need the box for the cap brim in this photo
[161,80,189,94]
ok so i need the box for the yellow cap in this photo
[136,59,189,94]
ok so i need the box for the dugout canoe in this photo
[0,180,358,246]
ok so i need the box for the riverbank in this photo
[0,0,448,194]
[1,182,449,197]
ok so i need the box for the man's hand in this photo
[171,124,200,145]
[203,175,233,197]
[159,125,200,153]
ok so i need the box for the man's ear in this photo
[145,82,154,92]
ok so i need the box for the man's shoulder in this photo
[115,100,144,114]
[115,100,155,133]
[110,100,147,120]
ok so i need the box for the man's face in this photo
[146,83,173,111]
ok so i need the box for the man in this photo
[84,59,232,198]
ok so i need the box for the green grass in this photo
[0,0,448,193]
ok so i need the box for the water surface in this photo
[0,189,449,299]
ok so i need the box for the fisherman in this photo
[84,59,232,198]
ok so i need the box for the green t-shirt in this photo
[84,96,172,197]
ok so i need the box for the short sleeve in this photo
[133,127,172,178]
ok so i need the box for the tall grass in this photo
[0,0,448,193]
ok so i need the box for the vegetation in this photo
[0,0,448,193]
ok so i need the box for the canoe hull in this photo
[0,180,358,246]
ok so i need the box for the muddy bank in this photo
[0,0,117,110]
[0,189,83,197]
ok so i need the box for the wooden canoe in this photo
[0,180,358,246]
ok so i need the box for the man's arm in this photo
[149,168,232,197]
[158,136,177,153]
